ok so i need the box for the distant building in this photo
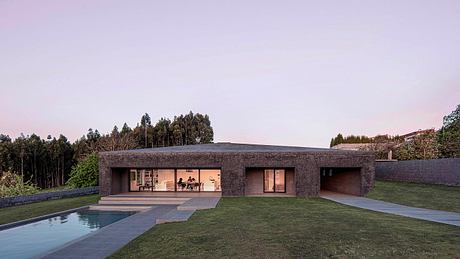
[331,128,436,160]
[401,129,435,142]
[331,143,394,160]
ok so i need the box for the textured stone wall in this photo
[375,158,460,186]
[99,151,375,197]
[0,187,99,208]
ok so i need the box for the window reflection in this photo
[264,169,275,192]
[176,169,199,191]
[153,169,175,191]
[264,169,285,193]
[129,168,221,192]
[200,169,221,191]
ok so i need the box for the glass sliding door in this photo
[129,169,153,191]
[152,169,175,191]
[274,169,285,192]
[200,169,221,191]
[264,169,275,192]
[130,169,138,191]
[264,169,286,193]
[176,169,199,191]
[128,168,222,192]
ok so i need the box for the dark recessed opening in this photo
[320,167,362,196]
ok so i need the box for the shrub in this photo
[0,172,39,198]
[66,153,99,188]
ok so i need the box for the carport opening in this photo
[320,167,362,196]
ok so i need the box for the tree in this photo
[140,113,151,148]
[170,115,185,145]
[396,131,439,160]
[0,111,214,190]
[330,133,344,147]
[154,118,171,147]
[66,153,99,188]
[121,123,132,135]
[194,113,214,143]
[0,134,12,176]
[438,104,460,158]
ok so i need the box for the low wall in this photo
[375,158,460,186]
[0,186,99,208]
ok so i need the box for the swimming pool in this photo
[0,209,135,259]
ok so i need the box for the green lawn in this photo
[367,180,460,212]
[0,194,99,225]
[110,197,460,259]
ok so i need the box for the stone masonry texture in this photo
[375,158,460,186]
[99,143,375,197]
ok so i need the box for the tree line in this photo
[0,111,213,189]
[329,104,460,160]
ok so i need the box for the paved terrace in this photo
[321,191,460,227]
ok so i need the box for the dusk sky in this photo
[1,0,459,147]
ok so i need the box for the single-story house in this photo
[99,142,375,197]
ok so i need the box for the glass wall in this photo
[176,169,199,191]
[130,169,153,192]
[200,169,221,191]
[129,168,221,192]
[264,169,286,193]
[152,169,175,191]
[264,170,275,192]
[274,169,285,192]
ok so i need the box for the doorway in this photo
[320,167,362,195]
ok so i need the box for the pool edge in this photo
[0,205,93,231]
[35,207,148,259]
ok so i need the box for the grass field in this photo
[110,197,460,259]
[0,194,100,225]
[367,180,460,212]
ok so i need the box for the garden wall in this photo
[375,158,460,186]
[0,186,99,208]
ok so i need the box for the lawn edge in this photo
[0,204,93,231]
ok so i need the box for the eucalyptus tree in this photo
[438,104,460,158]
[140,113,151,147]
[154,118,171,147]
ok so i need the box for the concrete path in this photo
[156,209,196,224]
[320,191,460,227]
[177,197,221,210]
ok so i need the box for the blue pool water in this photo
[0,209,135,259]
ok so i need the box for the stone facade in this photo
[376,158,460,186]
[99,143,375,197]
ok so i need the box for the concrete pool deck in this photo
[320,191,460,227]
[41,197,221,259]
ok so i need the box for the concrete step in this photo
[156,209,196,224]
[177,197,221,211]
[98,200,186,205]
[88,205,152,211]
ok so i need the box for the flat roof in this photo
[101,142,370,155]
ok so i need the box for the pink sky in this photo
[1,0,459,147]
